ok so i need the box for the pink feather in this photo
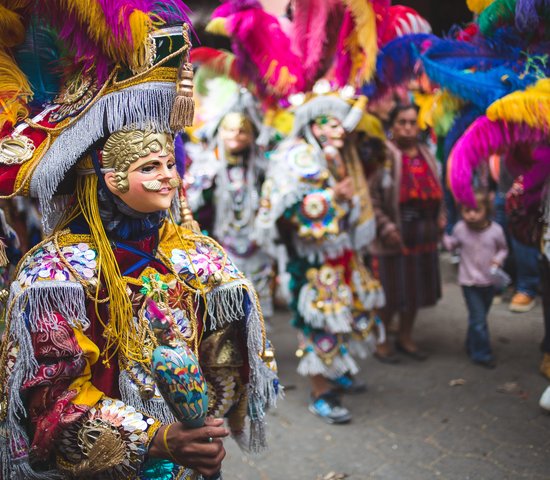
[290,0,341,86]
[225,7,305,96]
[448,115,548,207]
[333,9,356,87]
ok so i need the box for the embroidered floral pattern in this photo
[171,243,241,285]
[18,242,97,287]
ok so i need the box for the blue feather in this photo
[361,34,435,99]
[421,50,540,109]
[443,105,484,161]
[13,18,62,105]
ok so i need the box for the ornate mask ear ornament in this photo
[101,129,174,193]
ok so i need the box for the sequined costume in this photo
[0,3,277,479]
[256,93,385,379]
[185,89,274,318]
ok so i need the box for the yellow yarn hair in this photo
[486,78,550,129]
[344,0,378,83]
[75,156,148,366]
[355,112,386,141]
[466,0,496,13]
[0,51,32,130]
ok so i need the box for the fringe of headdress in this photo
[30,82,177,233]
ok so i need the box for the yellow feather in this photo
[414,90,464,136]
[0,2,29,48]
[355,112,386,141]
[466,0,496,14]
[0,51,32,130]
[205,18,229,37]
[344,0,378,83]
[55,0,151,66]
[486,78,550,129]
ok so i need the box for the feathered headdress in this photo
[0,0,194,232]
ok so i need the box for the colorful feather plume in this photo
[0,0,30,48]
[379,6,432,46]
[190,47,245,88]
[343,0,379,83]
[443,104,484,160]
[291,0,341,86]
[13,18,62,104]
[467,0,497,13]
[210,3,305,97]
[421,47,538,109]
[447,115,548,206]
[36,0,191,82]
[0,50,32,130]
[414,90,464,137]
[486,78,550,129]
[478,0,517,35]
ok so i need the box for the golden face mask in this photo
[219,112,254,136]
[102,129,174,193]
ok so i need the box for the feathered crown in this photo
[0,0,194,232]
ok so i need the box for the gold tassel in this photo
[170,24,195,131]
[179,189,200,233]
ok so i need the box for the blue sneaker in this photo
[331,374,367,394]
[308,393,352,424]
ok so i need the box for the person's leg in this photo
[397,309,418,350]
[510,237,539,312]
[462,286,494,364]
[539,256,550,379]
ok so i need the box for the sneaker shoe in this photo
[308,393,352,424]
[540,353,550,381]
[540,386,550,411]
[331,374,368,394]
[509,292,536,313]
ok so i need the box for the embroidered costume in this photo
[255,91,385,421]
[185,85,275,318]
[0,3,277,479]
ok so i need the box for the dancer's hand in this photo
[149,418,229,476]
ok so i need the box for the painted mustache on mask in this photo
[142,178,180,191]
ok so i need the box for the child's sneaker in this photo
[330,374,368,394]
[509,292,536,312]
[308,392,352,424]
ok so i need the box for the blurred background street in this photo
[223,254,550,480]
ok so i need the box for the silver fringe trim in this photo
[118,370,176,425]
[348,333,377,360]
[203,279,279,452]
[293,231,354,263]
[297,349,359,380]
[351,270,386,311]
[2,281,87,479]
[297,284,353,334]
[29,82,177,233]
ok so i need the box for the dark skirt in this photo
[373,203,441,312]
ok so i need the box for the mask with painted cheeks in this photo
[102,129,179,213]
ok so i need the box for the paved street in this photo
[223,254,550,479]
